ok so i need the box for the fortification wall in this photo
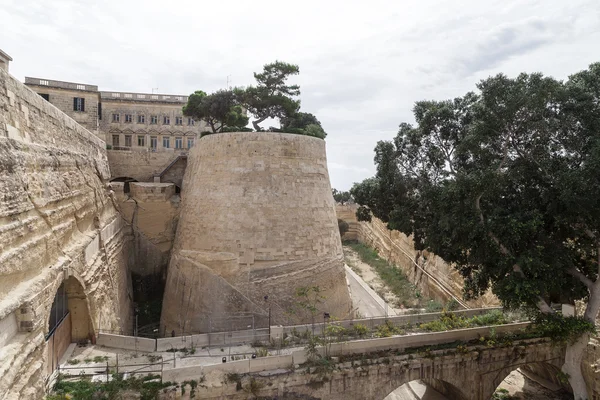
[111,182,180,276]
[161,132,352,334]
[106,149,186,185]
[0,69,132,399]
[336,205,498,308]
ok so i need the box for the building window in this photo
[163,116,170,125]
[138,135,145,147]
[76,84,86,90]
[39,80,49,86]
[38,93,50,101]
[150,115,158,124]
[188,118,195,126]
[124,135,132,147]
[150,136,157,149]
[112,135,120,147]
[163,137,170,148]
[98,103,102,120]
[187,138,194,148]
[125,114,133,123]
[175,137,183,149]
[73,97,85,112]
[112,113,120,122]
[137,115,145,124]
[175,116,183,125]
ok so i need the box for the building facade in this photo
[24,77,209,150]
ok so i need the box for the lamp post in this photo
[264,295,271,336]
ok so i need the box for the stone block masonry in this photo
[0,68,133,399]
[161,132,352,334]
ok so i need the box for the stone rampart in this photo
[337,205,498,308]
[106,149,187,184]
[0,69,132,399]
[161,132,352,334]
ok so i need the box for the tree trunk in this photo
[562,286,600,400]
[252,117,267,131]
[563,332,591,400]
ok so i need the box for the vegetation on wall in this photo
[350,62,600,399]
[183,89,248,133]
[185,60,328,138]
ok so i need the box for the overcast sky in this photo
[2,0,599,190]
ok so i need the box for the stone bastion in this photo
[161,132,352,334]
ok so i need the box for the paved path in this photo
[345,265,392,318]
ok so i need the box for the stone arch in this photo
[45,275,93,342]
[487,361,571,399]
[110,177,138,194]
[382,378,467,400]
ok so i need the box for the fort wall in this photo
[161,132,352,334]
[0,69,132,399]
[336,204,498,308]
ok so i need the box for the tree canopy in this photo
[332,188,352,204]
[235,61,301,131]
[183,89,248,133]
[280,112,327,139]
[351,63,600,398]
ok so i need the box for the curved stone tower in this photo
[161,132,351,334]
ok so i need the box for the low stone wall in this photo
[156,328,269,352]
[161,322,531,384]
[107,149,186,183]
[336,205,498,308]
[96,333,156,352]
[273,307,502,339]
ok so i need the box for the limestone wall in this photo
[0,69,132,399]
[106,149,186,183]
[161,132,352,334]
[111,182,180,276]
[336,205,498,308]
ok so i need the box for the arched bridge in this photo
[190,336,566,400]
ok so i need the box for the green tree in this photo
[332,188,352,204]
[354,63,600,399]
[183,89,248,133]
[337,219,349,238]
[281,112,327,138]
[236,61,300,131]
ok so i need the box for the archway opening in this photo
[110,177,138,194]
[45,277,93,373]
[491,363,571,400]
[385,379,464,400]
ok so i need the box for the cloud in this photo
[2,0,600,190]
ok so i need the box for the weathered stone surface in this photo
[0,68,132,399]
[161,132,352,334]
[337,204,498,308]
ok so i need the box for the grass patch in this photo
[419,309,509,332]
[344,242,420,308]
[48,374,173,400]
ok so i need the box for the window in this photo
[38,93,50,101]
[98,103,102,119]
[76,84,86,90]
[150,136,157,149]
[138,135,145,147]
[175,116,183,125]
[150,115,158,124]
[137,115,145,124]
[112,135,120,147]
[39,80,49,86]
[125,114,133,123]
[187,138,194,148]
[163,116,170,125]
[187,118,195,126]
[124,135,132,147]
[162,137,170,148]
[112,93,120,97]
[124,93,132,98]
[137,94,146,99]
[112,113,120,122]
[73,97,85,112]
[151,95,159,100]
[175,137,183,149]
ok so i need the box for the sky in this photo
[2,0,599,190]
